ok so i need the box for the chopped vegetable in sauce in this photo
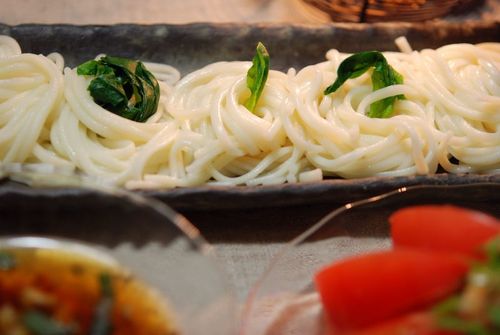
[0,248,178,335]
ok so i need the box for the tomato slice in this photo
[390,205,500,258]
[333,311,460,335]
[314,249,469,331]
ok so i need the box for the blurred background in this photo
[2,0,498,25]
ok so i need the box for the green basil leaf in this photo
[90,273,114,335]
[485,236,500,269]
[324,51,385,94]
[99,272,113,298]
[0,251,15,270]
[432,237,500,335]
[102,56,137,73]
[77,56,160,122]
[76,60,99,76]
[368,97,396,118]
[437,315,490,335]
[433,297,490,334]
[23,311,75,335]
[244,42,270,113]
[88,76,128,109]
[432,294,460,316]
[324,51,405,118]
[489,305,500,327]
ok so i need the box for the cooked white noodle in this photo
[0,35,498,188]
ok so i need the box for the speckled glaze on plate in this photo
[1,22,498,74]
[0,22,498,210]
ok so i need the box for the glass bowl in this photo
[0,166,236,335]
[240,183,500,335]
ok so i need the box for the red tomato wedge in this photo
[314,249,469,331]
[333,311,459,335]
[390,205,500,258]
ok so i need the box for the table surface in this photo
[2,0,499,303]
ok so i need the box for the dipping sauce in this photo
[0,243,179,335]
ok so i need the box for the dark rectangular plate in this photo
[1,22,499,73]
[0,22,499,210]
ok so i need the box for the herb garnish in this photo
[433,237,500,334]
[90,273,114,335]
[77,56,160,122]
[244,42,270,113]
[23,310,75,335]
[324,51,405,118]
[0,251,15,270]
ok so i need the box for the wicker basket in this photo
[303,0,482,22]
